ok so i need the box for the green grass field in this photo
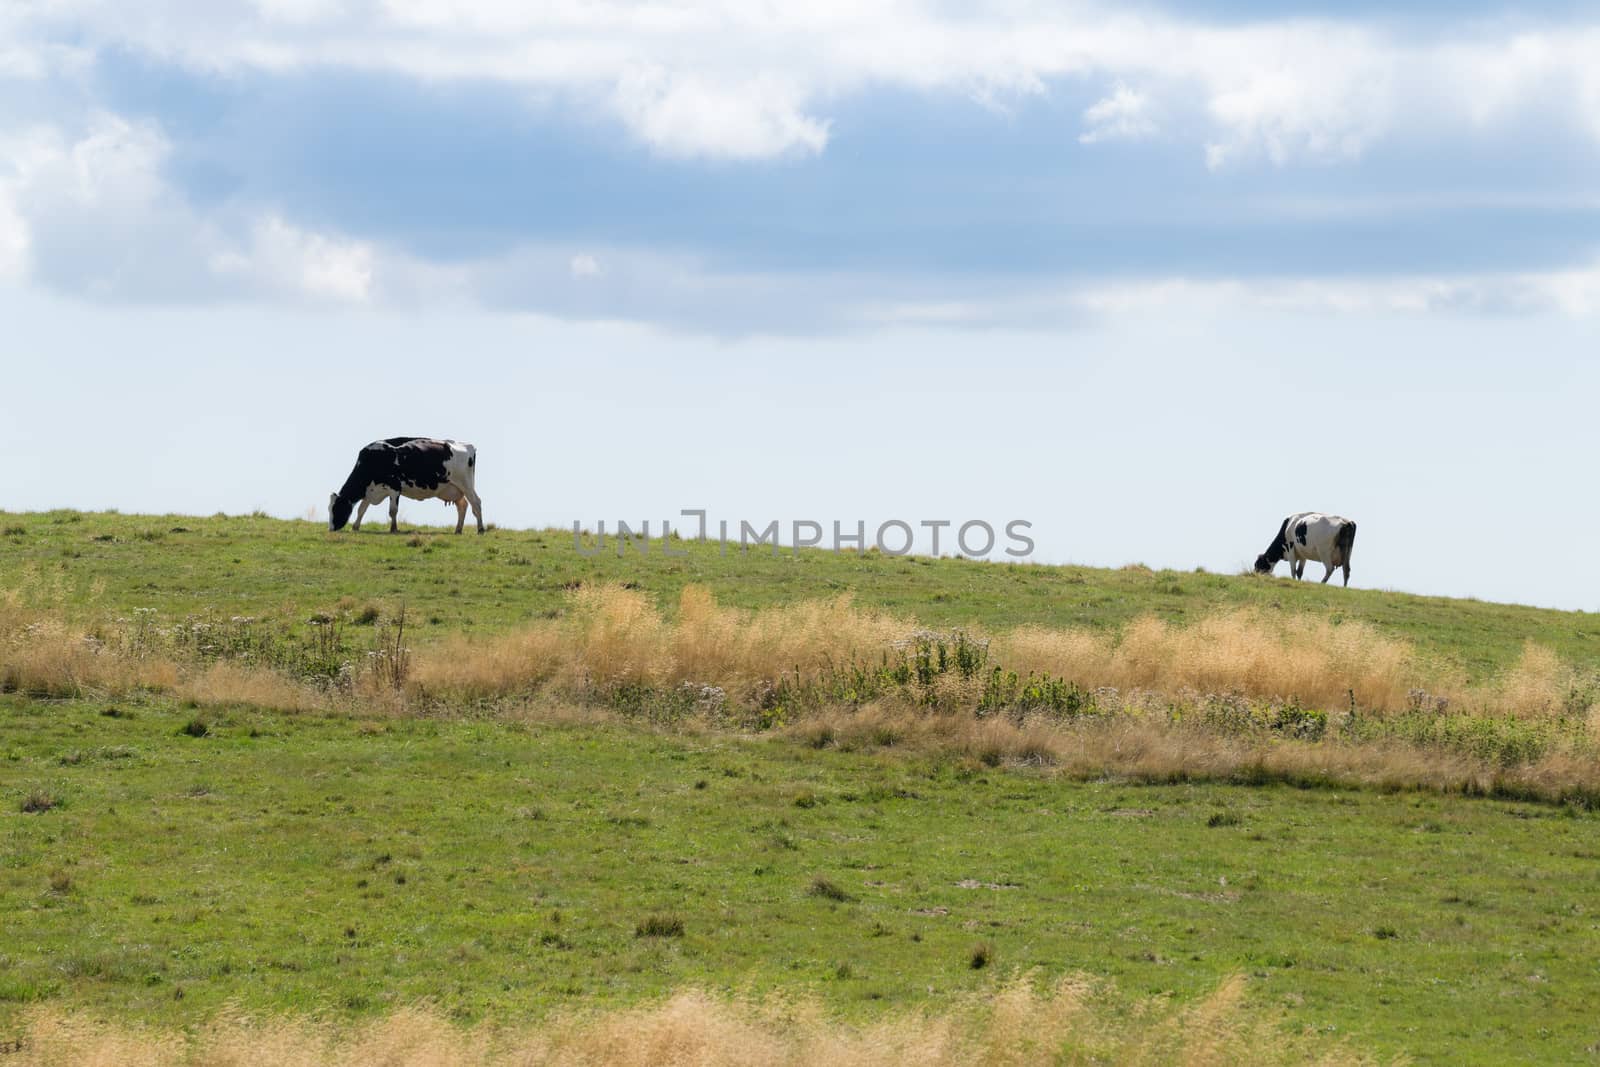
[6,697,1600,1063]
[3,511,1600,1063]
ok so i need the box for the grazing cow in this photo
[1254,512,1357,586]
[328,437,484,534]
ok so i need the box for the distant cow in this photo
[328,437,484,534]
[1254,512,1356,586]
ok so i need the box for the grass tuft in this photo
[21,788,60,814]
[635,914,685,938]
[807,876,854,903]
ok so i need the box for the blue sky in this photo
[2,2,1598,610]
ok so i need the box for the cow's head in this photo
[328,493,353,532]
[1253,553,1275,574]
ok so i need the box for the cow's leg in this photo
[1321,562,1334,584]
[388,491,400,533]
[465,488,485,534]
[352,499,371,532]
[1342,561,1351,587]
[454,498,467,535]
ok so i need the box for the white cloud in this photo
[6,3,1600,164]
[226,217,375,303]
[1531,263,1600,317]
[1079,83,1157,144]
[614,68,829,159]
[458,247,1600,331]
[6,112,1600,332]
[0,123,46,281]
[1070,266,1600,319]
[0,111,377,303]
[0,114,198,297]
[853,299,991,326]
[0,187,26,281]
[1201,40,1391,168]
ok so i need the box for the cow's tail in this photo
[1336,520,1357,566]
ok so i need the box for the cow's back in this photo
[350,437,475,495]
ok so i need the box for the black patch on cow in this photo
[1335,520,1357,564]
[1293,521,1309,546]
[1254,516,1290,573]
[329,438,453,531]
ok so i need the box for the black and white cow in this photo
[1254,512,1357,586]
[328,437,484,534]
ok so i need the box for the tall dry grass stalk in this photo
[8,975,1373,1067]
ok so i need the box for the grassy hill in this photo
[2,509,1594,680]
[3,510,1599,1064]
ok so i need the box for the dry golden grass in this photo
[565,582,671,687]
[0,596,179,697]
[407,627,569,701]
[5,580,1594,802]
[413,587,1584,721]
[0,583,315,710]
[785,704,1600,805]
[995,611,1426,714]
[1494,640,1585,720]
[408,585,910,702]
[7,578,1592,727]
[669,585,906,696]
[174,662,329,715]
[7,975,1376,1067]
